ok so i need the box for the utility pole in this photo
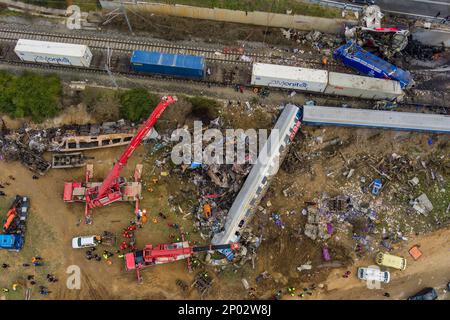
[105,45,118,89]
[120,0,134,35]
[103,0,134,35]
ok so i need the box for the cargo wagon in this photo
[14,39,93,67]
[251,63,328,93]
[325,71,404,101]
[130,51,205,79]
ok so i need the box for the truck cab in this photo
[0,234,24,252]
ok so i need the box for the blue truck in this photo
[333,41,413,89]
[130,51,205,79]
[0,234,24,252]
[0,195,29,252]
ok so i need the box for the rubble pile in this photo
[279,29,344,55]
[0,130,51,175]
[0,119,143,174]
[145,118,263,268]
[280,129,449,266]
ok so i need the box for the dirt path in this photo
[302,227,450,300]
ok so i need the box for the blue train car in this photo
[333,41,413,89]
[130,51,205,79]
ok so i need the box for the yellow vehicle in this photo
[376,252,407,270]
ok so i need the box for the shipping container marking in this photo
[268,80,309,89]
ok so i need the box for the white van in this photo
[72,235,101,249]
[357,267,390,283]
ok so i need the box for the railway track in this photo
[0,56,447,114]
[0,28,447,112]
[0,27,342,69]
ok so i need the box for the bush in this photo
[119,88,159,122]
[0,71,61,123]
[188,96,220,121]
[83,87,120,121]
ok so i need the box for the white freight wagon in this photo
[325,72,404,101]
[14,39,93,67]
[251,63,328,93]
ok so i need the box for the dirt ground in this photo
[0,7,448,301]
[309,227,450,300]
[0,102,449,300]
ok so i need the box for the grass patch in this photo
[0,71,62,123]
[119,88,160,122]
[188,96,220,121]
[0,197,10,215]
[17,0,100,11]
[82,87,120,122]
[153,0,342,18]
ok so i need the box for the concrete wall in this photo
[99,1,353,34]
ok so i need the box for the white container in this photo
[325,72,404,101]
[14,39,93,67]
[251,63,328,93]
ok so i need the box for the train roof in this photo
[252,63,328,83]
[212,104,301,245]
[302,106,450,134]
[131,51,205,69]
[14,39,89,57]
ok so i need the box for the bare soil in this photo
[0,102,448,300]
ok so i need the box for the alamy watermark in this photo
[66,265,81,290]
[365,265,383,290]
[66,5,82,30]
[170,121,283,176]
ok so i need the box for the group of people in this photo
[1,256,57,296]
[85,247,102,261]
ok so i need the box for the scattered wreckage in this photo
[0,118,160,175]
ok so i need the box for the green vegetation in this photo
[119,88,159,122]
[0,71,62,123]
[188,96,220,120]
[82,87,120,122]
[155,0,342,18]
[18,0,100,11]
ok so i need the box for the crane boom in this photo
[93,95,177,204]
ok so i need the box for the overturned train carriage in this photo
[212,104,302,246]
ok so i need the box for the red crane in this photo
[63,96,177,223]
[125,241,240,283]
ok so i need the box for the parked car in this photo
[376,252,407,270]
[407,288,438,300]
[72,235,101,249]
[357,267,390,283]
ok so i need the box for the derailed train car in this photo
[251,63,404,101]
[333,40,413,89]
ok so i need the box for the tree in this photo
[119,88,159,122]
[0,71,61,123]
